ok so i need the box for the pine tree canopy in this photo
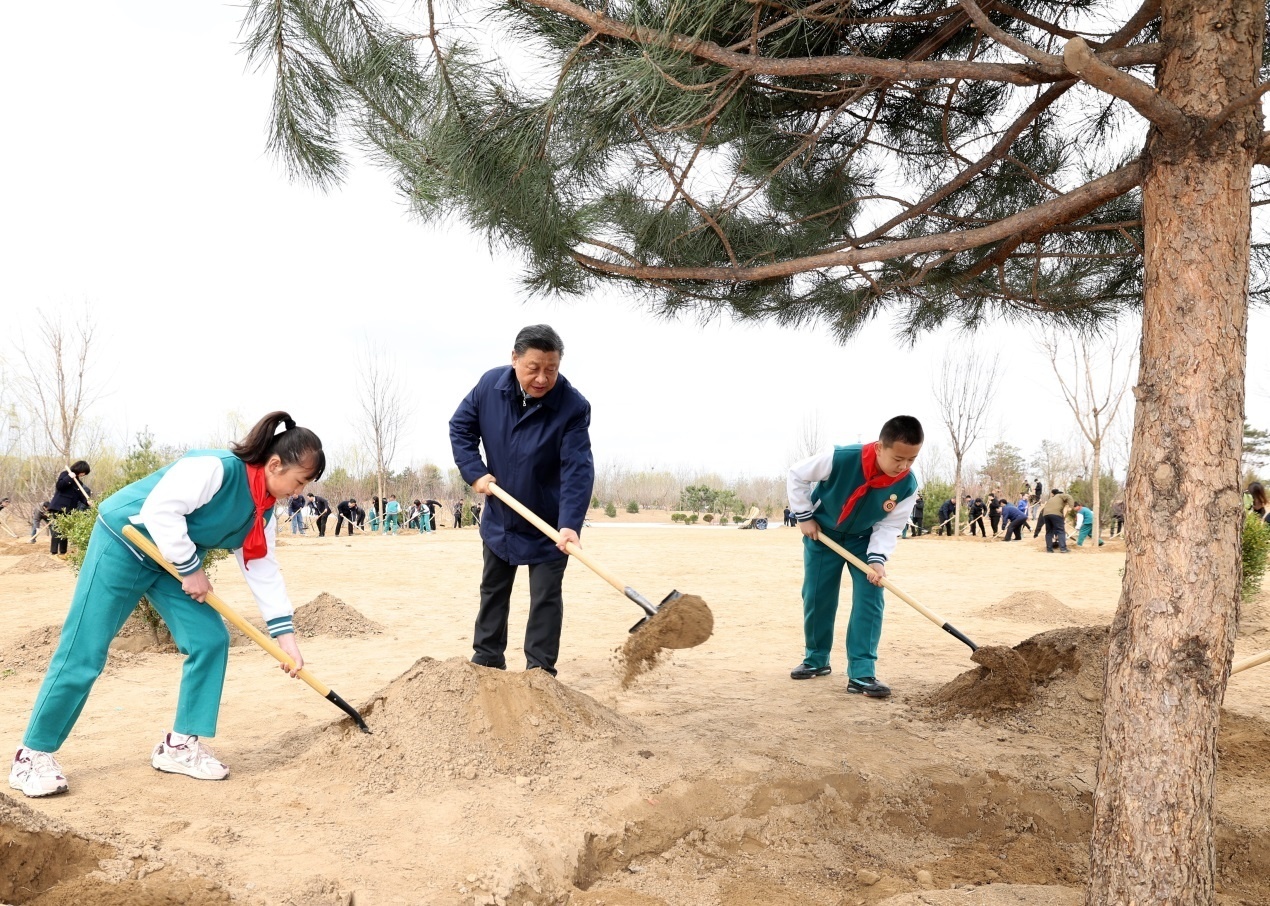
[242,0,1270,340]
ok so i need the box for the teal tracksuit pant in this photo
[801,525,885,680]
[23,521,230,752]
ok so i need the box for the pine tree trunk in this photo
[1086,0,1261,900]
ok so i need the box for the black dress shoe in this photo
[847,676,892,698]
[790,663,832,679]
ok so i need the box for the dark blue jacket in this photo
[49,471,91,514]
[450,366,594,565]
[1001,503,1025,522]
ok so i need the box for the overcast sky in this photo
[3,1,1268,480]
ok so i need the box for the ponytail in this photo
[231,410,326,481]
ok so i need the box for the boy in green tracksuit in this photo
[787,416,922,698]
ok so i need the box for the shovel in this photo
[1232,649,1270,676]
[121,525,371,733]
[485,483,681,633]
[815,532,980,652]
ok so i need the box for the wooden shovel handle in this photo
[1232,649,1270,676]
[484,482,626,595]
[120,526,332,698]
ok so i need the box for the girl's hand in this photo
[181,569,212,603]
[275,633,304,677]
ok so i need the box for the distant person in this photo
[287,492,306,535]
[783,506,792,527]
[48,461,92,556]
[968,497,987,536]
[452,501,464,528]
[308,492,331,537]
[909,493,925,537]
[369,496,381,532]
[335,498,357,536]
[9,412,323,798]
[987,493,1002,536]
[352,500,366,531]
[1110,498,1125,536]
[1073,502,1104,546]
[1039,488,1074,553]
[1247,483,1270,524]
[937,498,955,536]
[406,499,421,531]
[1001,500,1028,541]
[786,415,922,699]
[1033,479,1042,504]
[423,499,442,532]
[450,324,594,676]
[385,495,401,534]
[470,501,482,526]
[30,501,51,543]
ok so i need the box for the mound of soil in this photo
[4,553,67,575]
[927,626,1110,732]
[0,540,40,556]
[0,624,62,674]
[1,793,231,906]
[617,594,713,687]
[302,656,642,792]
[292,592,383,638]
[977,591,1091,624]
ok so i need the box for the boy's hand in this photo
[867,563,887,586]
[798,520,820,541]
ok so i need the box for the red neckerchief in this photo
[242,464,276,568]
[838,442,909,525]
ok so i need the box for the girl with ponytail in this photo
[9,412,325,798]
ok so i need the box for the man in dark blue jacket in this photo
[450,324,594,676]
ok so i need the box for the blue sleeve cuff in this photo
[793,511,815,522]
[174,553,203,576]
[267,616,295,638]
[866,553,887,564]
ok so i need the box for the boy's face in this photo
[877,440,921,477]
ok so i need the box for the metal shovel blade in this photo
[629,589,682,634]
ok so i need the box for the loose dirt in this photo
[292,592,383,638]
[617,593,714,687]
[976,591,1093,624]
[4,553,67,575]
[2,529,1267,906]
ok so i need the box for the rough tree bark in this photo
[1087,0,1261,899]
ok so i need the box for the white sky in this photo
[3,1,1268,480]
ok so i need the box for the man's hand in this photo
[798,520,820,541]
[181,569,211,603]
[866,562,887,587]
[557,527,580,554]
[473,474,496,496]
[275,633,305,677]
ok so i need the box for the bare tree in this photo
[1041,330,1136,547]
[789,411,825,464]
[932,353,1000,533]
[356,346,410,524]
[19,312,100,466]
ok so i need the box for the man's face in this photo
[876,440,921,477]
[512,348,561,398]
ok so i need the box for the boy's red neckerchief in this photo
[837,442,909,525]
[242,464,276,568]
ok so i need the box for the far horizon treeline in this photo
[17,427,1261,531]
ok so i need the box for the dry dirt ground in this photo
[2,518,1269,906]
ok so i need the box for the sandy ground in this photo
[2,519,1270,906]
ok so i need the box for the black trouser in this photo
[1043,513,1069,551]
[910,520,923,537]
[316,513,329,536]
[1111,516,1123,535]
[1003,517,1026,541]
[989,514,1000,535]
[335,515,351,535]
[49,519,68,555]
[472,544,569,674]
[970,516,986,536]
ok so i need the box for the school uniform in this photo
[22,451,295,753]
[385,500,401,533]
[787,444,917,681]
[1074,506,1103,546]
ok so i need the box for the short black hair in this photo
[879,415,923,447]
[70,460,91,475]
[513,324,564,357]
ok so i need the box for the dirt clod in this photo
[617,594,713,687]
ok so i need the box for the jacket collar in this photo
[496,365,565,411]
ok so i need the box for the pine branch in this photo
[1062,37,1190,140]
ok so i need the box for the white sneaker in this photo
[150,734,229,781]
[9,747,69,797]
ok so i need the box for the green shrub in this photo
[702,513,714,523]
[733,515,744,524]
[590,495,600,508]
[687,514,699,524]
[605,501,618,518]
[671,513,687,523]
[626,500,639,513]
[1243,511,1270,601]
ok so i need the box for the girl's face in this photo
[264,454,317,499]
